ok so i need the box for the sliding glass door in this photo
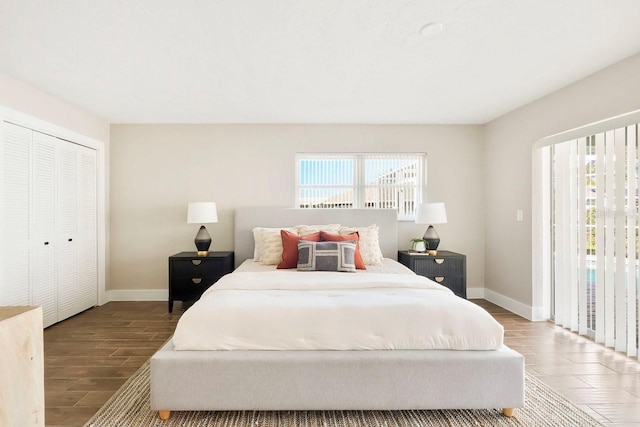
[549,124,638,358]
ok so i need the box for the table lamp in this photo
[415,202,447,255]
[187,202,218,256]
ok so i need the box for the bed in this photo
[151,207,525,420]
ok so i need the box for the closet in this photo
[1,122,97,327]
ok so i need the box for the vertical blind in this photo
[296,153,425,220]
[552,124,638,358]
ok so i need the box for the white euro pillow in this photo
[339,224,383,265]
[253,227,297,265]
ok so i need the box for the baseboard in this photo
[466,287,485,299]
[107,289,168,302]
[482,289,547,321]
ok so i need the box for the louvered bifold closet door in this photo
[76,145,97,311]
[31,132,58,327]
[0,123,31,306]
[57,142,79,321]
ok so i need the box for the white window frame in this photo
[295,153,426,221]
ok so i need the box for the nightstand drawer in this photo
[429,276,464,297]
[171,276,221,298]
[171,258,225,277]
[411,257,464,277]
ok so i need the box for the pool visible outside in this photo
[581,259,639,333]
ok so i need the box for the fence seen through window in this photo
[295,153,425,220]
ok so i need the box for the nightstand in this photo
[398,250,466,298]
[168,251,234,312]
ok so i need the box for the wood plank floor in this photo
[43,300,640,427]
[44,301,181,427]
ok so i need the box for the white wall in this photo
[0,73,109,143]
[109,124,484,292]
[484,52,640,316]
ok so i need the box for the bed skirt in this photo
[150,339,524,411]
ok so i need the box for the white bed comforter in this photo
[172,271,504,351]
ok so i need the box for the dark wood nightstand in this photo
[398,250,467,298]
[168,251,234,312]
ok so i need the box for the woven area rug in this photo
[84,362,603,427]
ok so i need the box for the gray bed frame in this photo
[151,208,525,420]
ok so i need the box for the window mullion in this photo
[355,155,364,209]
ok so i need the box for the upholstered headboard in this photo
[234,207,398,268]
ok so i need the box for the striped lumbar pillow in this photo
[297,240,357,272]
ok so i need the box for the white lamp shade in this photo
[187,202,218,224]
[415,202,447,224]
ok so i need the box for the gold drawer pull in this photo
[435,259,444,264]
[192,260,202,266]
[435,276,445,283]
[191,278,202,284]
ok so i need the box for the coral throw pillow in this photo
[319,231,366,270]
[277,230,321,269]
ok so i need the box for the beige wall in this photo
[484,52,640,309]
[109,124,484,291]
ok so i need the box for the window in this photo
[295,153,425,220]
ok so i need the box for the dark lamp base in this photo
[194,225,212,256]
[423,225,440,253]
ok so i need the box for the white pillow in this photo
[253,227,296,265]
[252,228,264,260]
[339,224,383,265]
[295,224,341,236]
[252,227,296,262]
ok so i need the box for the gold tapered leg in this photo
[159,410,171,420]
[502,408,515,417]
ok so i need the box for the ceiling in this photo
[1,0,640,124]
